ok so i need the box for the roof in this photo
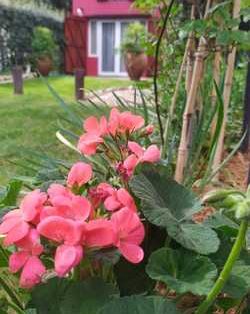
[72,0,150,18]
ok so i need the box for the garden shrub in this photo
[0,3,63,72]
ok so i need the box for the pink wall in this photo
[73,0,149,17]
[86,57,98,76]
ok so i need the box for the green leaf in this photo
[60,278,118,314]
[130,166,201,225]
[167,222,220,255]
[114,257,154,296]
[223,262,250,298]
[130,166,219,255]
[146,248,217,296]
[99,295,181,314]
[29,277,118,314]
[29,278,69,314]
[0,180,22,207]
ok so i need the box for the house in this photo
[64,0,155,76]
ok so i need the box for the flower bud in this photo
[145,125,154,135]
[223,194,245,209]
[202,189,240,204]
[235,201,250,220]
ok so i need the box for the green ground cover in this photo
[0,75,131,185]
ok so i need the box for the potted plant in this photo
[31,27,58,76]
[121,22,148,81]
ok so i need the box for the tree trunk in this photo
[211,0,241,176]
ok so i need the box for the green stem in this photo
[195,219,248,314]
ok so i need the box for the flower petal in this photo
[9,251,29,273]
[20,256,45,289]
[119,242,144,264]
[37,216,82,246]
[55,244,83,277]
[21,190,47,222]
[67,162,93,187]
[128,141,144,158]
[85,219,115,247]
[117,188,137,212]
[142,145,161,163]
[4,221,30,246]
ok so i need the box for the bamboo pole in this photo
[210,48,222,136]
[211,0,241,176]
[161,5,196,158]
[185,5,196,93]
[175,0,212,183]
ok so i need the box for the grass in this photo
[0,75,131,185]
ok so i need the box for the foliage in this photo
[120,22,148,54]
[31,26,58,63]
[0,3,63,69]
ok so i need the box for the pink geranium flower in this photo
[37,216,83,277]
[77,116,108,156]
[108,108,144,135]
[85,219,115,248]
[67,162,93,188]
[9,229,45,289]
[111,208,145,263]
[44,183,91,221]
[88,183,114,209]
[0,190,47,246]
[104,188,137,212]
[122,142,161,177]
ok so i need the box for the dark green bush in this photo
[0,3,63,71]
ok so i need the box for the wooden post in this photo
[75,68,85,100]
[12,66,23,95]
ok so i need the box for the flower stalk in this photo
[195,219,248,314]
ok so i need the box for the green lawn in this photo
[0,75,131,185]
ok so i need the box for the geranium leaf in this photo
[29,278,69,314]
[146,248,217,296]
[29,277,118,314]
[61,278,118,314]
[223,262,250,298]
[130,166,201,225]
[99,295,181,314]
[167,222,220,255]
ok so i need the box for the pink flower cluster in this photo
[77,108,160,180]
[0,109,160,290]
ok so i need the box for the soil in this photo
[220,152,250,190]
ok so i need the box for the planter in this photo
[36,56,53,76]
[125,52,147,81]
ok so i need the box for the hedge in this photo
[0,3,64,71]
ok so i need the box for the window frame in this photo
[88,20,98,57]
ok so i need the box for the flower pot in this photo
[36,56,53,76]
[125,52,147,81]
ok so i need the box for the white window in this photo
[89,20,97,56]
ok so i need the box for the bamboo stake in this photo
[210,48,222,136]
[175,0,212,183]
[185,5,196,93]
[161,6,196,158]
[211,0,241,177]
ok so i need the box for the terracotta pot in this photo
[125,52,147,81]
[36,56,53,76]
